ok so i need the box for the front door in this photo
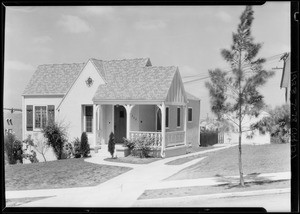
[114,105,126,144]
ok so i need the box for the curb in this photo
[136,188,290,205]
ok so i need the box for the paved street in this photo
[134,192,291,212]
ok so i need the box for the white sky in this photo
[4,3,290,119]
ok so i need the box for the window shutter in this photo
[47,105,55,125]
[26,105,33,131]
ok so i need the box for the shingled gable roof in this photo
[23,63,85,95]
[93,66,179,101]
[23,58,151,96]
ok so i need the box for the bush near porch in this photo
[5,158,132,191]
[123,136,160,158]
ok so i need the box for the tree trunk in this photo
[238,129,245,186]
[238,49,245,187]
[42,154,47,162]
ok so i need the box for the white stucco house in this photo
[22,58,201,159]
[222,111,271,145]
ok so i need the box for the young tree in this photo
[80,132,90,157]
[108,132,115,158]
[33,134,49,162]
[205,6,274,186]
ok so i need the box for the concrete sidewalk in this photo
[146,171,291,190]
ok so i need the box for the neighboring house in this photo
[280,52,290,103]
[22,58,201,158]
[223,111,271,145]
[3,108,22,140]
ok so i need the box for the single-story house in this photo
[222,111,271,145]
[22,58,201,158]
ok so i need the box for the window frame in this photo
[165,106,169,129]
[34,106,47,130]
[177,107,181,128]
[188,107,193,122]
[83,105,93,133]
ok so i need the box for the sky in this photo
[4,3,290,119]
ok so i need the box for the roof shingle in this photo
[23,63,85,95]
[92,66,177,101]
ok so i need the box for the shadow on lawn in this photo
[215,173,287,189]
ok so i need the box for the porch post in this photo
[93,104,98,148]
[161,102,166,158]
[124,104,134,139]
[183,104,187,146]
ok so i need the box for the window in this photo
[35,106,47,128]
[188,108,193,122]
[177,107,181,127]
[27,105,55,130]
[166,107,169,128]
[85,106,93,133]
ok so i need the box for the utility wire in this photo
[183,52,287,84]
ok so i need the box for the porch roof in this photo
[92,66,178,103]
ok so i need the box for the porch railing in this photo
[129,131,162,148]
[165,131,185,147]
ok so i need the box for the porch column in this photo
[124,104,134,139]
[93,104,98,148]
[158,102,166,158]
[183,104,187,146]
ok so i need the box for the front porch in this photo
[92,102,188,158]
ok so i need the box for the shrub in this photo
[80,132,90,157]
[251,104,290,144]
[108,132,115,158]
[42,122,67,160]
[132,135,154,158]
[62,142,74,159]
[73,138,81,158]
[22,135,39,163]
[4,133,23,164]
[124,135,155,158]
[123,137,135,150]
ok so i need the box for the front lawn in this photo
[104,155,161,164]
[5,158,132,191]
[167,143,290,180]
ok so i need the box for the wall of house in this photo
[223,112,271,145]
[166,105,184,132]
[58,60,106,147]
[186,99,200,148]
[22,96,63,162]
[139,105,156,131]
[223,130,270,145]
[130,105,140,131]
[23,96,63,139]
[99,104,113,145]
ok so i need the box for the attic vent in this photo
[145,59,152,67]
